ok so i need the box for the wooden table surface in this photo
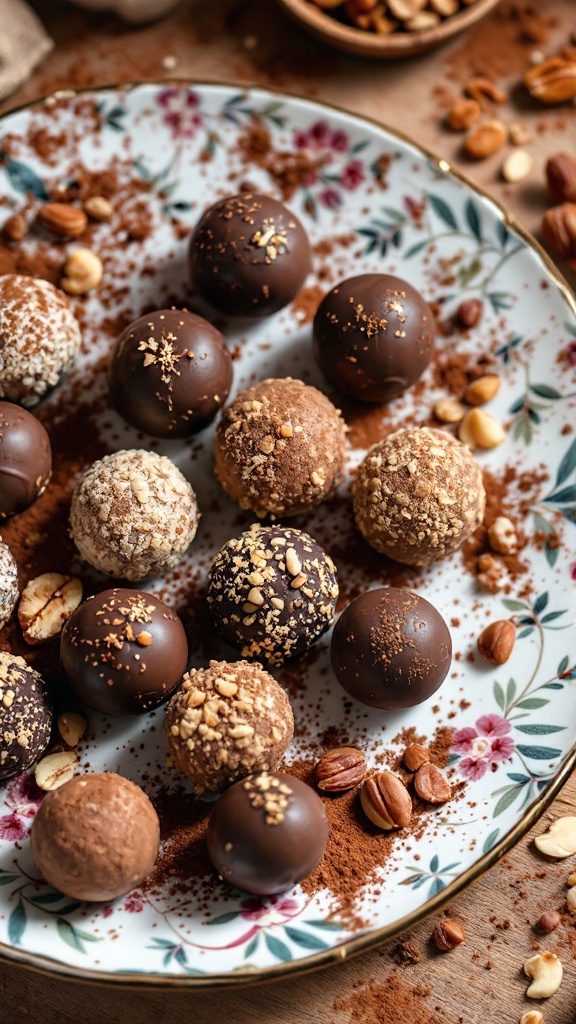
[1,1,575,1021]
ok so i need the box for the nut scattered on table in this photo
[458,408,505,449]
[464,373,500,406]
[456,298,483,329]
[464,77,507,106]
[523,951,563,999]
[433,919,465,951]
[403,742,431,772]
[567,871,576,887]
[509,122,533,146]
[524,54,576,104]
[360,771,412,830]
[534,816,576,858]
[57,711,88,748]
[464,119,508,160]
[536,910,561,933]
[84,195,113,221]
[546,152,576,203]
[502,149,533,183]
[61,247,103,295]
[34,750,79,792]
[488,515,517,554]
[477,619,516,665]
[447,98,481,132]
[316,746,367,792]
[3,213,26,241]
[413,762,451,804]
[18,573,83,645]
[434,397,465,424]
[541,203,576,262]
[38,202,88,238]
[520,1012,543,1024]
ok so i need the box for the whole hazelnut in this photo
[542,203,576,262]
[433,919,465,951]
[546,152,576,204]
[537,909,561,933]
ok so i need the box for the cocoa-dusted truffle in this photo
[69,449,200,581]
[30,772,160,902]
[0,652,52,780]
[353,427,485,565]
[313,273,435,403]
[207,524,338,666]
[331,588,452,710]
[165,660,294,793]
[214,378,346,518]
[189,192,312,317]
[108,309,233,438]
[0,275,81,407]
[207,771,328,895]
[61,589,188,716]
[0,539,18,629]
[0,402,51,518]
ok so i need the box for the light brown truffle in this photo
[0,539,18,629]
[353,427,485,566]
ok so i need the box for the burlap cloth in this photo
[0,0,53,102]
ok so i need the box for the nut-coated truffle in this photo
[214,378,346,518]
[0,652,52,780]
[165,660,294,792]
[353,427,485,565]
[0,402,52,518]
[30,772,160,901]
[0,540,18,629]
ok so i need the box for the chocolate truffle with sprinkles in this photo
[189,192,312,317]
[0,652,52,780]
[165,660,294,792]
[0,275,81,407]
[61,589,188,716]
[0,540,18,629]
[69,449,200,581]
[214,378,346,518]
[0,402,52,518]
[353,427,485,566]
[108,309,233,438]
[207,524,339,666]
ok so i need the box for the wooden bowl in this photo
[277,0,502,59]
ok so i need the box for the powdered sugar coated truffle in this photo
[0,539,18,630]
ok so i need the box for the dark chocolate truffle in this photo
[61,588,188,716]
[214,377,346,518]
[108,309,233,438]
[30,772,160,901]
[189,192,312,317]
[0,652,52,780]
[207,524,338,666]
[313,274,435,403]
[0,539,18,629]
[331,588,452,710]
[207,771,328,895]
[0,402,51,518]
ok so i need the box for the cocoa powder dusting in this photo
[331,974,446,1024]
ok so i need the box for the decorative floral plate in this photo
[0,83,575,986]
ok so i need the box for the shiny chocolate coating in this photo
[0,401,51,518]
[60,588,188,716]
[207,771,328,895]
[108,309,233,438]
[0,652,52,780]
[189,193,312,317]
[331,588,452,710]
[313,274,435,402]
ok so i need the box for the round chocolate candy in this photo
[313,273,435,403]
[61,588,188,716]
[189,192,312,317]
[207,771,328,895]
[331,588,452,710]
[0,539,18,629]
[0,652,52,780]
[108,309,233,439]
[0,401,51,518]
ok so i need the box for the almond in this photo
[464,119,508,159]
[83,196,113,221]
[38,203,88,238]
[464,374,501,405]
[477,619,516,664]
[542,203,576,262]
[404,743,431,772]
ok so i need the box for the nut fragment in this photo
[524,55,576,104]
[546,152,576,203]
[458,408,505,449]
[38,202,88,238]
[464,119,508,159]
[464,374,500,405]
[61,247,103,295]
[567,886,576,913]
[387,0,426,18]
[316,746,367,792]
[524,951,563,999]
[534,816,576,858]
[414,762,451,804]
[536,910,561,933]
[520,1013,543,1024]
[434,398,465,424]
[18,573,83,645]
[509,122,533,146]
[433,919,465,951]
[456,298,483,329]
[34,750,79,791]
[57,712,88,747]
[488,515,517,554]
[464,77,507,106]
[542,203,576,262]
[404,743,431,772]
[567,871,576,887]
[502,149,534,183]
[3,213,26,241]
[83,195,113,221]
[477,619,516,665]
[476,552,504,593]
[360,771,412,830]
[447,98,481,132]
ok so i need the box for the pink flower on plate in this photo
[124,894,144,913]
[340,159,364,190]
[0,772,44,842]
[566,340,576,366]
[294,120,349,154]
[240,895,300,926]
[452,714,515,781]
[570,561,576,581]
[157,87,203,139]
[319,187,341,210]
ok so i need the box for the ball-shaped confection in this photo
[207,771,328,895]
[0,540,18,629]
[0,402,52,518]
[108,308,233,438]
[353,427,485,565]
[313,273,435,403]
[61,588,188,716]
[189,192,312,317]
[165,660,294,793]
[0,275,81,407]
[30,772,160,902]
[0,652,52,780]
[331,588,452,710]
[69,449,200,581]
[214,378,346,518]
[207,524,338,666]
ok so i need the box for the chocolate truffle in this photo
[214,378,346,518]
[0,652,52,780]
[69,449,200,581]
[207,524,339,666]
[0,540,18,629]
[30,772,160,901]
[207,771,328,895]
[189,192,311,317]
[331,588,452,710]
[165,660,294,792]
[353,427,485,565]
[61,589,188,716]
[0,402,52,518]
[0,275,82,407]
[313,273,435,403]
[108,309,233,438]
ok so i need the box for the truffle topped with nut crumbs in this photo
[0,652,52,780]
[0,540,18,631]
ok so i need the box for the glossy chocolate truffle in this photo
[61,588,188,716]
[207,524,339,666]
[189,192,312,317]
[207,771,328,895]
[69,449,200,581]
[0,652,52,780]
[0,275,81,407]
[30,772,160,901]
[313,273,435,403]
[331,588,452,710]
[0,540,18,629]
[0,402,51,518]
[353,427,485,566]
[214,378,346,518]
[108,309,233,438]
[165,660,294,792]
